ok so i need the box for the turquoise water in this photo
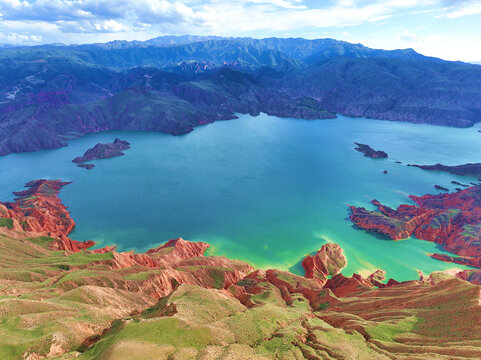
[1,113,480,281]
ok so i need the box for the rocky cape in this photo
[0,179,481,359]
[1,36,481,156]
[408,163,481,177]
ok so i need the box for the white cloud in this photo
[248,0,306,10]
[0,31,42,43]
[0,0,478,63]
[0,0,443,35]
[56,19,129,33]
[0,0,210,21]
[202,0,438,34]
[437,2,481,18]
[397,30,422,43]
[0,0,215,33]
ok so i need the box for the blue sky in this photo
[0,0,480,61]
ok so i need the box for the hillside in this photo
[0,179,481,359]
[1,36,481,156]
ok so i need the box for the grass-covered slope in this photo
[1,229,481,359]
[0,230,254,359]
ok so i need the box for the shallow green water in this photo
[1,114,480,281]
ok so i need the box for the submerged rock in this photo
[77,163,95,170]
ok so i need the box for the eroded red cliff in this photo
[350,185,481,276]
[301,243,347,285]
[0,180,95,252]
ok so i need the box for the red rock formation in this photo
[322,270,403,297]
[109,238,210,269]
[148,237,209,261]
[0,180,96,252]
[229,243,403,307]
[324,273,371,297]
[302,243,347,285]
[454,269,481,285]
[0,180,74,235]
[350,185,481,271]
[3,178,478,307]
[430,253,481,268]
[1,181,69,236]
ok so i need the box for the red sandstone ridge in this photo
[148,237,209,259]
[230,249,406,309]
[299,244,402,298]
[350,185,481,273]
[93,237,253,299]
[302,243,346,285]
[0,179,253,299]
[110,237,210,269]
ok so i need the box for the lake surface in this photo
[2,113,480,281]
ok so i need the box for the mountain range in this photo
[1,35,481,156]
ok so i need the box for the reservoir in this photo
[2,113,479,281]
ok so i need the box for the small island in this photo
[354,142,388,158]
[73,138,131,168]
[434,184,449,191]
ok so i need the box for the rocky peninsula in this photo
[350,185,481,271]
[408,162,481,177]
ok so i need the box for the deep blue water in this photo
[2,113,480,281]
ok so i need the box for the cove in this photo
[1,113,480,281]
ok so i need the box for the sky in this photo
[0,0,480,62]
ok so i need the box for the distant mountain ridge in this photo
[1,35,437,67]
[0,35,480,156]
[78,35,436,62]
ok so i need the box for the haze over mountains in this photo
[1,35,481,156]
